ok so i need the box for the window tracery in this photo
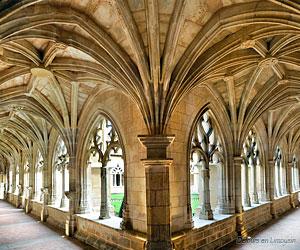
[241,130,260,206]
[190,112,224,219]
[87,117,123,219]
[53,138,69,208]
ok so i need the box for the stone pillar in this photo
[19,164,24,208]
[99,165,110,219]
[41,188,49,221]
[79,161,92,214]
[16,185,23,208]
[287,162,293,194]
[12,167,16,194]
[242,163,251,207]
[296,164,300,190]
[234,157,243,213]
[65,191,76,236]
[65,149,77,236]
[60,164,68,208]
[250,164,258,204]
[138,135,174,250]
[50,164,57,205]
[267,160,275,201]
[25,187,32,213]
[234,157,247,237]
[199,160,213,219]
[292,165,296,192]
[277,162,282,196]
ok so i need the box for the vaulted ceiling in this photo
[0,0,300,167]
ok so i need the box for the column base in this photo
[243,194,251,207]
[99,214,110,220]
[251,192,259,204]
[200,204,213,220]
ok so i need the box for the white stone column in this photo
[286,162,293,194]
[99,165,110,219]
[12,167,16,195]
[242,163,251,207]
[199,160,213,220]
[277,162,282,196]
[50,164,57,205]
[268,160,275,201]
[60,164,68,208]
[296,164,300,190]
[79,161,92,214]
[250,164,258,204]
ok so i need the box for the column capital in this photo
[138,134,175,159]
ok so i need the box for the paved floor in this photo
[0,200,96,250]
[222,207,300,250]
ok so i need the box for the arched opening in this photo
[241,130,261,207]
[87,117,124,219]
[52,138,69,208]
[189,111,224,219]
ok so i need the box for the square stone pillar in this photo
[138,135,175,250]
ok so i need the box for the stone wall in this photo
[75,215,146,250]
[241,203,272,233]
[172,216,237,250]
[31,201,43,218]
[47,206,68,231]
[272,195,292,217]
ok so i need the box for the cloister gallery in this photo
[0,0,300,249]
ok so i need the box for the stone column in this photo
[234,157,247,237]
[65,190,76,236]
[12,167,16,195]
[138,135,174,250]
[65,151,77,237]
[60,163,68,208]
[287,162,293,194]
[99,165,110,219]
[19,164,24,208]
[25,187,33,213]
[41,188,49,221]
[234,157,243,213]
[277,162,282,196]
[78,161,92,214]
[199,160,213,219]
[50,164,57,205]
[26,160,34,213]
[242,163,251,207]
[296,164,300,190]
[268,160,275,201]
[250,164,258,204]
[292,165,296,192]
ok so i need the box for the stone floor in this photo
[222,207,300,250]
[0,200,96,250]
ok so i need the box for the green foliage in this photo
[111,193,124,216]
[191,193,199,217]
